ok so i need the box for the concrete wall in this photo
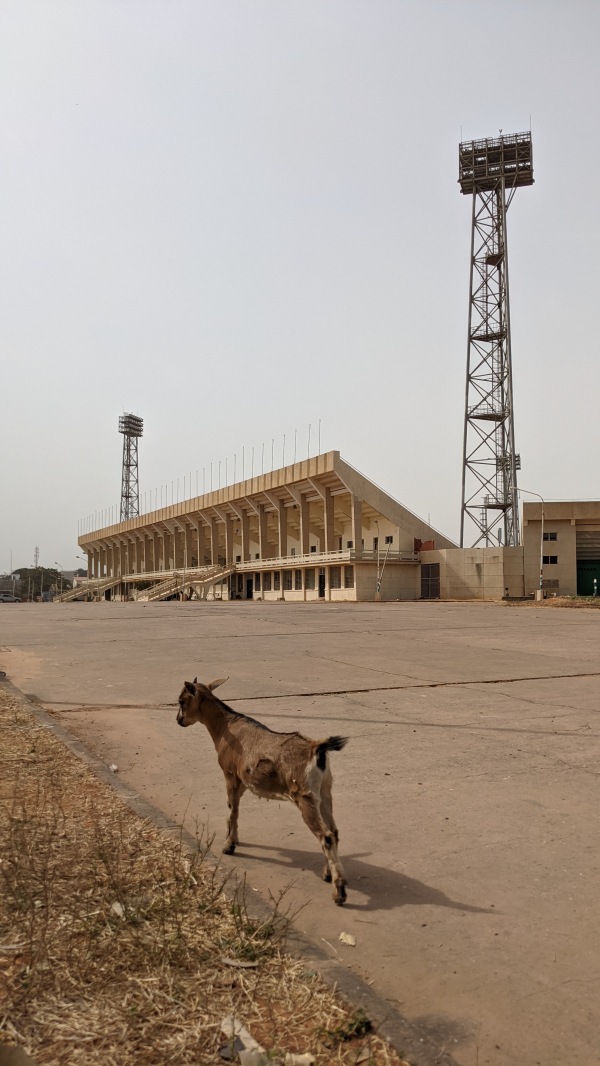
[421,547,525,600]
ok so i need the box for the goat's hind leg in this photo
[295,793,347,906]
[318,780,341,886]
[223,776,246,855]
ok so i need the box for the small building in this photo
[523,501,600,597]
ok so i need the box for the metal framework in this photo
[459,132,533,547]
[119,413,143,521]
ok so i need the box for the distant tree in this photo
[13,567,73,600]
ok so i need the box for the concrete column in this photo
[184,523,193,567]
[194,519,206,566]
[173,527,184,568]
[351,495,363,558]
[209,516,219,565]
[299,494,309,555]
[258,505,270,559]
[135,536,142,574]
[276,500,287,557]
[324,487,334,553]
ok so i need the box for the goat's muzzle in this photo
[176,709,187,727]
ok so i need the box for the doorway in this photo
[246,578,253,600]
[318,569,326,598]
[421,563,440,599]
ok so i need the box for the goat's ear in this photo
[208,677,228,691]
[184,681,196,695]
[193,676,198,683]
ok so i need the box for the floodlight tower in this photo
[119,413,144,521]
[458,131,533,547]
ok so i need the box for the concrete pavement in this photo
[2,600,599,1066]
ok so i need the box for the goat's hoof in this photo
[333,881,347,906]
[222,843,236,855]
[322,866,332,883]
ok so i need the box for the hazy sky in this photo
[1,0,599,572]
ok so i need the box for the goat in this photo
[176,677,349,905]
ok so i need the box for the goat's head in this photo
[176,677,228,727]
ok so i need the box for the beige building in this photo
[71,451,456,603]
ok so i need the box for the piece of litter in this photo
[285,1055,315,1065]
[339,931,356,946]
[110,901,125,918]
[108,763,118,773]
[221,1016,264,1053]
[221,956,259,968]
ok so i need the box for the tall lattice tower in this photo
[459,131,533,547]
[119,413,143,521]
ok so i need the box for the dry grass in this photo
[0,686,408,1066]
[504,595,600,609]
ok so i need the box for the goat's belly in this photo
[246,782,292,802]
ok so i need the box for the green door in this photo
[576,560,600,596]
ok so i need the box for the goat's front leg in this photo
[223,774,246,855]
[294,794,347,906]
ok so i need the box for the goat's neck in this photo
[199,696,230,747]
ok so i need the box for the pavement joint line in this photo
[1,676,459,1066]
[25,668,600,711]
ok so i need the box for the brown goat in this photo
[177,677,349,905]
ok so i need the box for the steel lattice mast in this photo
[119,413,143,521]
[459,132,533,547]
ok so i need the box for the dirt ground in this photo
[2,599,600,1066]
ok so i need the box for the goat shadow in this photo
[235,843,493,915]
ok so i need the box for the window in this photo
[373,537,378,551]
[305,568,315,590]
[255,573,261,591]
[543,556,558,565]
[385,535,394,545]
[294,569,302,590]
[263,572,272,591]
[235,555,241,563]
[543,532,558,541]
[330,566,341,589]
[274,571,281,590]
[344,566,354,588]
[291,547,296,556]
[283,570,292,591]
[310,545,316,553]
[346,540,353,549]
[255,553,260,559]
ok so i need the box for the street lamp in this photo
[54,562,63,597]
[513,486,544,597]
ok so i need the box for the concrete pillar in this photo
[194,519,206,566]
[351,495,363,558]
[184,523,193,568]
[135,536,142,574]
[173,527,184,568]
[258,505,270,559]
[324,487,334,553]
[209,516,219,565]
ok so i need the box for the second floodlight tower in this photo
[119,413,144,521]
[459,131,533,547]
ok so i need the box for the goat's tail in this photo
[316,735,349,770]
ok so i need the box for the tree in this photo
[13,567,72,600]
